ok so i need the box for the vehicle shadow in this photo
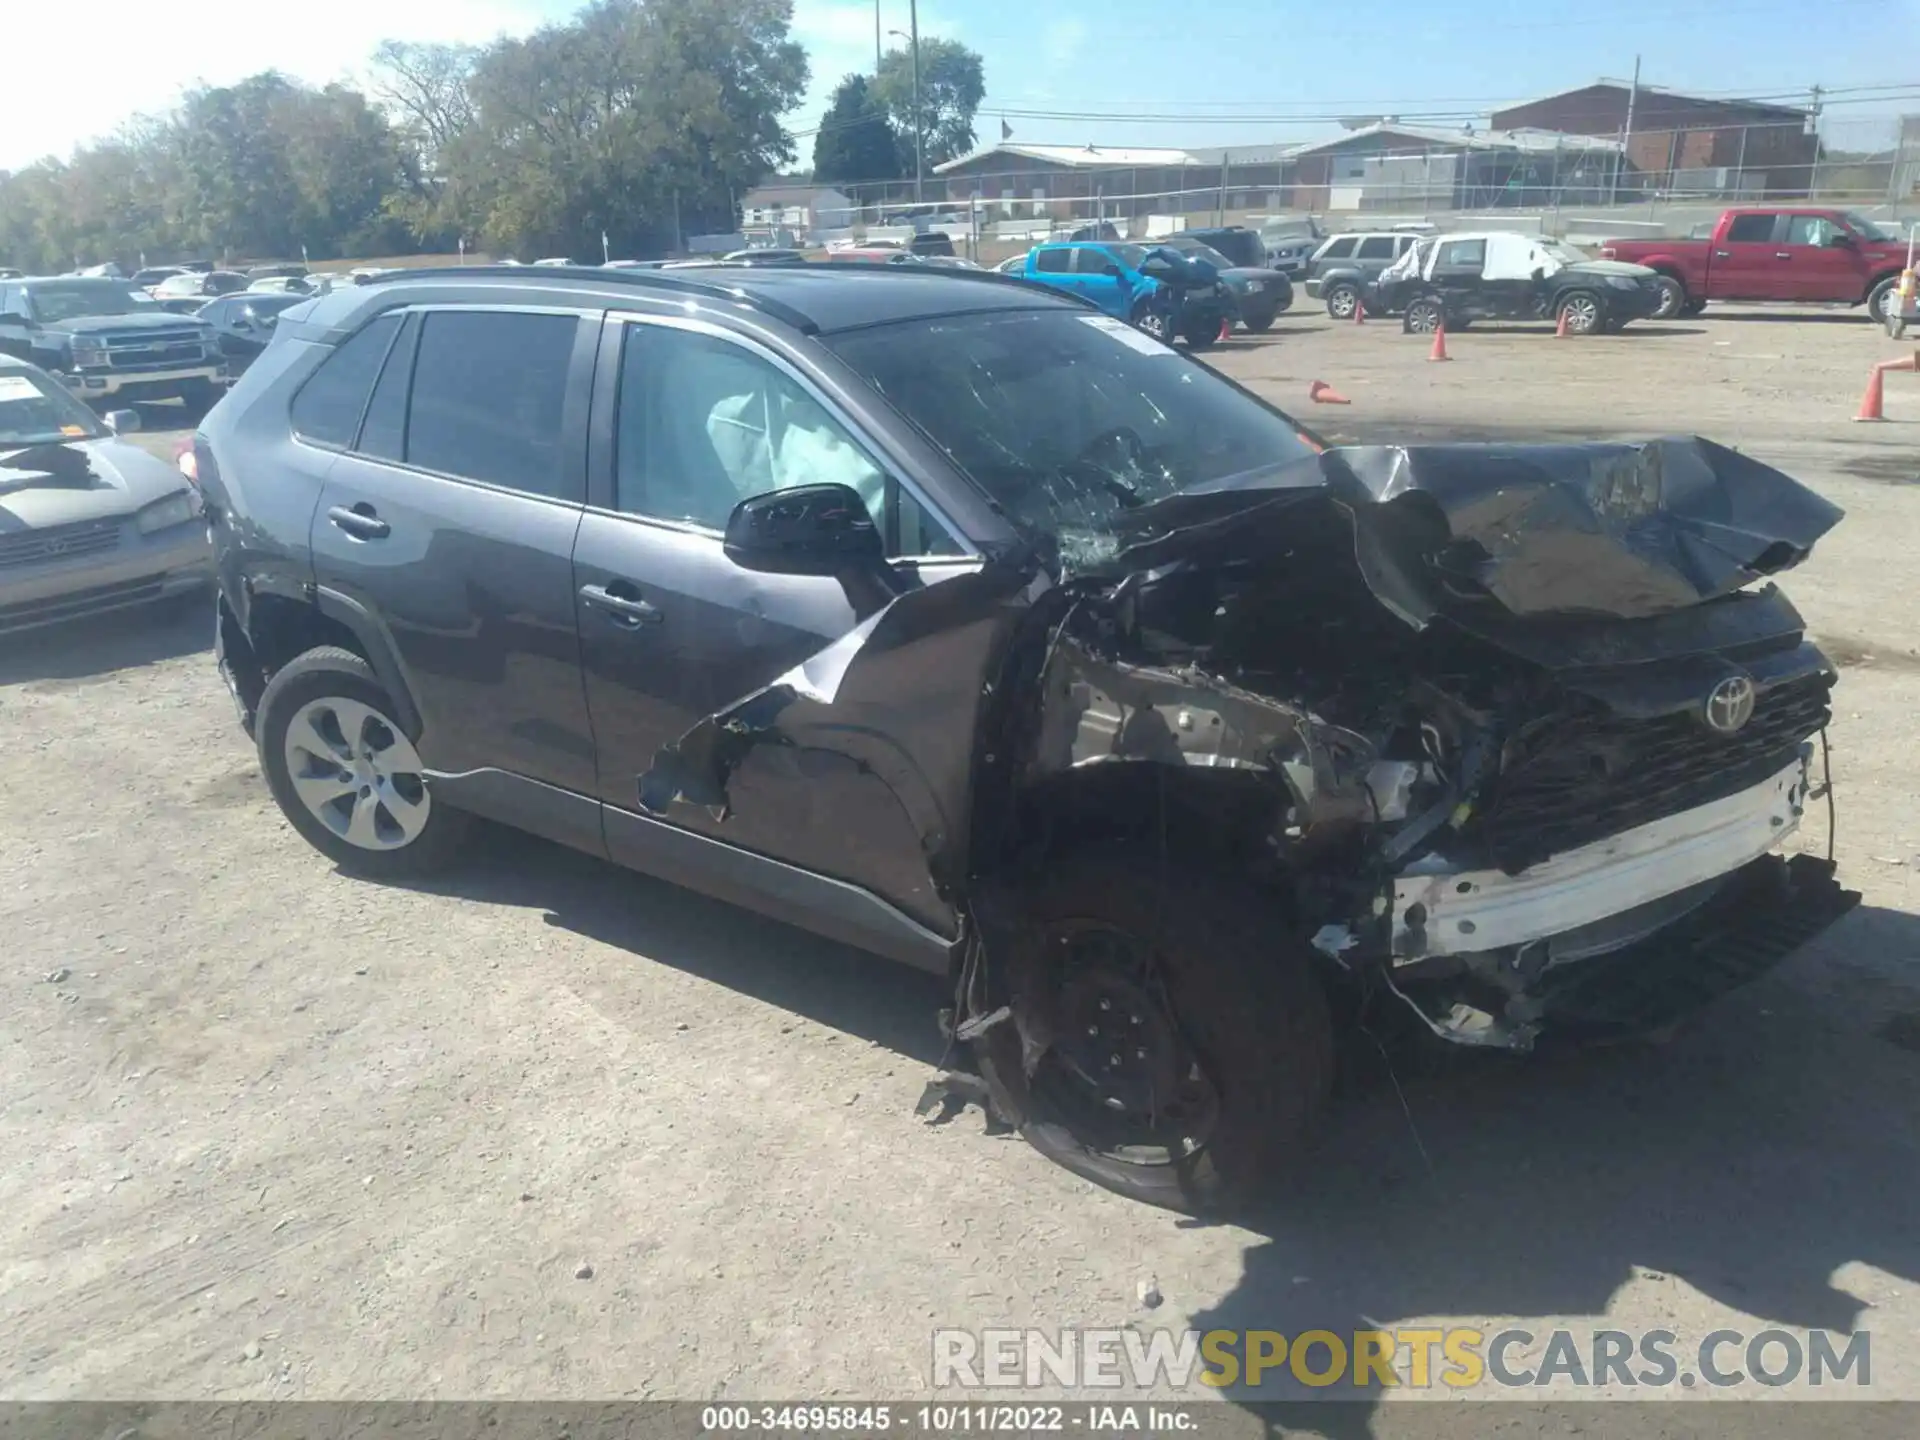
[0,591,210,685]
[1189,901,1920,1426]
[392,825,952,1066]
[1702,311,1879,326]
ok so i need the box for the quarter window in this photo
[290,312,402,450]
[403,310,578,499]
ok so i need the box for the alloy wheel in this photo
[1135,309,1172,342]
[1405,301,1442,333]
[1327,286,1357,319]
[1561,294,1601,334]
[282,696,431,851]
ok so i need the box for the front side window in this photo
[826,309,1317,563]
[404,310,578,499]
[615,325,886,533]
[1784,214,1836,246]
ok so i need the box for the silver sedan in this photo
[0,357,212,634]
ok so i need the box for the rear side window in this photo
[1725,213,1777,243]
[290,312,402,450]
[356,312,420,463]
[1318,237,1357,261]
[1033,249,1070,273]
[403,310,578,499]
[1355,236,1396,260]
[1437,238,1487,269]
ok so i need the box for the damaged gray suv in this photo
[199,265,1857,1213]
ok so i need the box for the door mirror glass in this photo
[103,409,141,435]
[724,482,888,575]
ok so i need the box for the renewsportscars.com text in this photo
[932,1327,1872,1392]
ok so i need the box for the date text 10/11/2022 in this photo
[699,1405,1198,1432]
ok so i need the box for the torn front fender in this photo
[637,560,1041,931]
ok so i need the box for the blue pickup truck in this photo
[1020,242,1234,349]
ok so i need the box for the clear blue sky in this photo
[2,0,1912,171]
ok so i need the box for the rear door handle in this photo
[1775,252,1793,260]
[1714,250,1732,258]
[579,582,663,626]
[327,503,389,540]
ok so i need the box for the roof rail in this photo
[357,263,821,334]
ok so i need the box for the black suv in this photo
[200,265,1855,1212]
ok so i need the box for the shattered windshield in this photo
[826,309,1318,563]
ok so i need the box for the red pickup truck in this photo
[1599,207,1906,323]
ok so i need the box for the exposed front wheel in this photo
[1557,290,1603,335]
[971,849,1334,1215]
[1324,283,1360,320]
[257,646,471,878]
[1649,275,1687,320]
[1402,297,1444,334]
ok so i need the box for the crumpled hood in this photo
[1323,437,1842,622]
[1102,436,1842,627]
[0,437,190,526]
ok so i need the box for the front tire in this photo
[1557,290,1603,335]
[972,849,1334,1215]
[1402,296,1444,334]
[1244,311,1276,333]
[257,646,470,878]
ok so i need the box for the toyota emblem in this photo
[1702,675,1756,735]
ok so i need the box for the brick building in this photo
[1491,83,1816,197]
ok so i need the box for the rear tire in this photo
[1244,312,1276,333]
[256,646,471,879]
[1649,275,1687,320]
[1680,298,1708,317]
[1183,319,1221,351]
[1868,276,1899,327]
[971,848,1334,1215]
[1324,283,1360,320]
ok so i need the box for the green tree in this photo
[443,0,808,259]
[872,37,985,171]
[812,74,901,185]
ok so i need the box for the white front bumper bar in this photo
[1392,748,1812,961]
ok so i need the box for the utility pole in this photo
[874,0,881,72]
[1612,54,1640,206]
[1808,84,1824,196]
[909,0,924,202]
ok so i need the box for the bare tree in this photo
[368,40,479,162]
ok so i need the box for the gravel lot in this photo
[4,305,1918,1426]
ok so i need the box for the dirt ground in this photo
[3,303,1918,1428]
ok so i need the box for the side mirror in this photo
[103,409,141,435]
[1139,255,1179,281]
[723,483,887,576]
[1101,262,1124,277]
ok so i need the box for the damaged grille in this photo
[1468,674,1832,872]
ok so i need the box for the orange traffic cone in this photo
[1554,306,1571,339]
[1217,315,1233,343]
[1855,365,1887,422]
[1353,298,1366,325]
[1856,353,1920,421]
[1308,380,1351,405]
[1428,322,1451,362]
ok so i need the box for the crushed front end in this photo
[1011,436,1860,1050]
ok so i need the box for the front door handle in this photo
[1775,252,1793,260]
[1714,250,1732,258]
[579,582,663,626]
[327,503,389,540]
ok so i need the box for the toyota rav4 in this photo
[196,264,1857,1213]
